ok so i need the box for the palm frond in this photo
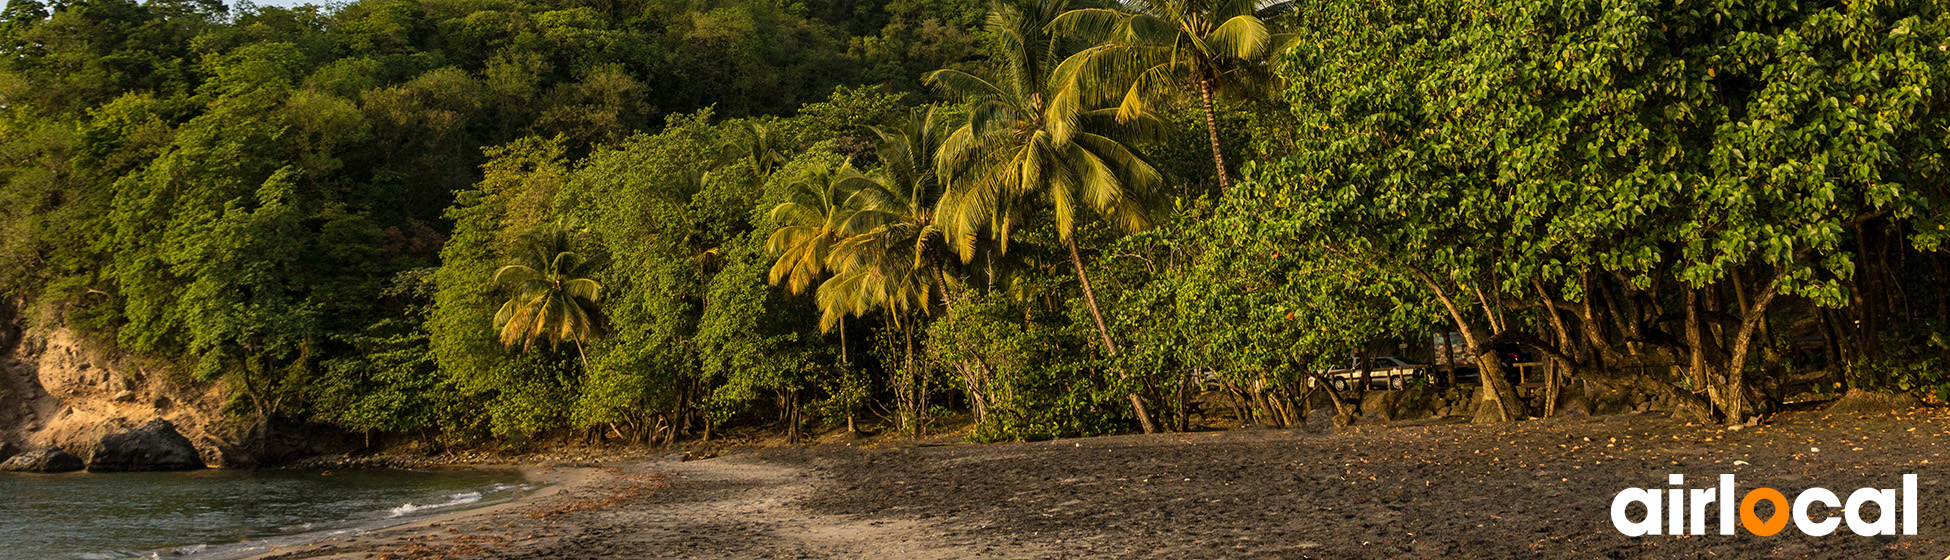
[1207,15,1272,60]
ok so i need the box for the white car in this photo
[1315,357,1427,391]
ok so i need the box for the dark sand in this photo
[252,406,1950,559]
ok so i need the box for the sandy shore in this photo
[248,449,1004,560]
[242,462,607,559]
[249,406,1949,559]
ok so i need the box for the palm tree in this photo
[767,155,947,437]
[861,106,961,303]
[492,222,606,368]
[727,121,790,179]
[772,109,961,330]
[926,0,1165,431]
[1049,0,1294,191]
[765,165,881,297]
[869,107,954,222]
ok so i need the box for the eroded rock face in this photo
[0,447,84,473]
[86,419,204,472]
[0,440,16,462]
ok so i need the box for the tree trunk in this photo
[1196,78,1232,192]
[1685,287,1716,411]
[1065,235,1158,433]
[1469,346,1525,422]
[1178,368,1193,432]
[1720,268,1786,424]
[901,313,919,436]
[1404,268,1524,422]
[1310,373,1356,426]
[1935,253,1950,368]
[1533,281,1580,417]
[1440,333,1458,386]
[574,339,593,375]
[1356,345,1378,396]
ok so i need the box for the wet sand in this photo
[251,407,1949,559]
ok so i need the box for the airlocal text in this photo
[1611,474,1917,537]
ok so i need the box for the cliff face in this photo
[0,302,239,466]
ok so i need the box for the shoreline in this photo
[225,407,1950,559]
[239,461,614,560]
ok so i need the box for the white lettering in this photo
[1689,487,1717,535]
[1792,487,1840,536]
[1905,474,1918,536]
[1845,487,1898,536]
[1719,474,1735,536]
[1612,488,1663,537]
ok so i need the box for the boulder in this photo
[1303,407,1345,435]
[1358,391,1402,424]
[86,419,204,472]
[1391,386,1440,421]
[0,447,84,473]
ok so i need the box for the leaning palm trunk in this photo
[1066,236,1158,433]
[1197,78,1231,191]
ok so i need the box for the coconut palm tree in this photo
[492,222,606,367]
[860,106,961,302]
[1049,0,1294,191]
[765,165,881,296]
[818,183,947,332]
[728,121,790,179]
[768,155,947,437]
[926,0,1165,431]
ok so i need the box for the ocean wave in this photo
[387,490,483,518]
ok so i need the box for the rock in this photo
[86,419,205,472]
[1824,390,1923,417]
[1392,387,1440,421]
[1303,407,1341,435]
[1592,391,1635,416]
[0,447,84,473]
[1553,398,1591,418]
[0,441,16,462]
[111,390,136,402]
[198,437,252,469]
[1359,391,1398,424]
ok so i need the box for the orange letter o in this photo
[1740,488,1790,536]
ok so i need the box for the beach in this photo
[246,405,1946,559]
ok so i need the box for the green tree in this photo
[927,0,1165,431]
[1050,0,1292,191]
[728,121,791,179]
[765,164,879,301]
[491,222,606,367]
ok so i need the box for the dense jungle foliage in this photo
[0,0,1945,449]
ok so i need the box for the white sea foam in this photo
[387,491,483,518]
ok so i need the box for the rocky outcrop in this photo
[0,446,84,472]
[86,419,205,472]
[3,318,235,469]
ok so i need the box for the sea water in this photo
[0,467,530,560]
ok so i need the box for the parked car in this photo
[1439,343,1533,386]
[1315,357,1429,391]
